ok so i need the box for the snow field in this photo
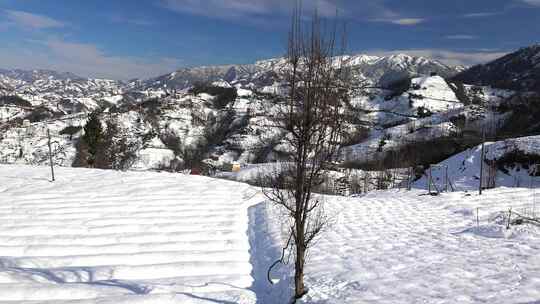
[415,135,540,191]
[410,76,461,111]
[0,165,260,303]
[293,189,540,303]
[1,164,539,303]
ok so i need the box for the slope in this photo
[452,44,540,92]
[1,165,539,303]
[0,165,261,303]
[414,135,540,191]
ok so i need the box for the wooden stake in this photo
[47,129,55,182]
[445,166,449,192]
[506,208,512,230]
[428,166,432,194]
[363,173,368,193]
[476,207,479,230]
[407,167,412,191]
[479,128,486,195]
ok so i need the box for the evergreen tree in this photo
[82,111,103,167]
[95,120,116,169]
[94,119,137,170]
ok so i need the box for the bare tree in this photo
[262,2,352,300]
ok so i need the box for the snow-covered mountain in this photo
[0,73,515,173]
[0,53,462,109]
[453,44,540,92]
[5,48,540,179]
[0,69,124,104]
[136,53,464,92]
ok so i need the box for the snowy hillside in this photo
[341,74,516,169]
[5,47,540,179]
[453,44,540,92]
[415,135,540,191]
[0,69,125,124]
[0,69,124,103]
[0,72,518,173]
[139,53,463,92]
[0,165,539,303]
[1,52,462,102]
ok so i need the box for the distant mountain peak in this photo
[0,51,469,100]
[0,68,124,99]
[137,53,463,91]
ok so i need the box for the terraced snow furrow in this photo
[0,165,260,303]
[0,233,247,247]
[1,249,251,268]
[0,199,242,209]
[0,216,233,229]
[2,260,253,282]
[0,213,242,230]
[0,224,241,238]
[0,205,241,217]
[0,242,249,257]
[3,164,538,303]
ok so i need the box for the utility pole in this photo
[47,129,55,182]
[479,127,486,195]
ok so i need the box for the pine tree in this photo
[82,111,103,167]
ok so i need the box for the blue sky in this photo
[0,0,538,80]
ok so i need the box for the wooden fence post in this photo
[47,129,55,182]
[428,166,432,194]
[479,128,486,195]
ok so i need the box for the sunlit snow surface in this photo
[0,166,260,303]
[415,135,540,191]
[0,165,540,303]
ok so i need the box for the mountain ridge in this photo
[0,52,466,98]
[4,47,539,176]
[452,44,540,92]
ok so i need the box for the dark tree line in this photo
[189,84,238,109]
[73,111,137,170]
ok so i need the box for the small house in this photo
[232,163,242,172]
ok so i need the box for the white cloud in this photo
[160,0,341,19]
[367,49,508,66]
[4,9,65,29]
[391,18,425,25]
[445,35,477,40]
[369,17,425,26]
[0,38,181,80]
[462,12,502,18]
[160,0,418,22]
[521,0,540,6]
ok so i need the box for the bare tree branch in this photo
[259,1,359,300]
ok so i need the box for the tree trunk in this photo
[294,222,306,299]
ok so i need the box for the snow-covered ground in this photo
[292,188,540,303]
[0,165,260,303]
[415,135,540,191]
[0,165,539,303]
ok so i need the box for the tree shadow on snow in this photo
[91,279,152,294]
[1,265,151,295]
[247,201,294,304]
[176,292,239,304]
